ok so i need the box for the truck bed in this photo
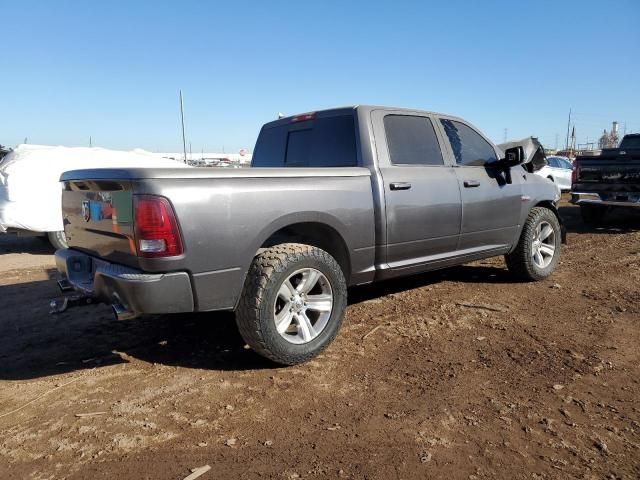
[60,167,376,311]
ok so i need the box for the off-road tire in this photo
[47,230,68,250]
[505,207,561,281]
[235,243,347,365]
[580,205,607,225]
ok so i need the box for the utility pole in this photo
[503,128,508,143]
[565,108,572,150]
[89,136,92,148]
[179,90,188,164]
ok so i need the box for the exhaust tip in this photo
[112,304,137,320]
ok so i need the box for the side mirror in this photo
[502,146,525,167]
[489,146,524,185]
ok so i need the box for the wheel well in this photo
[535,200,556,211]
[259,223,351,280]
[534,201,566,243]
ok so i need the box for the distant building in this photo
[157,152,252,167]
[556,148,601,158]
[598,121,620,149]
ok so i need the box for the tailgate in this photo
[576,158,640,190]
[62,178,138,266]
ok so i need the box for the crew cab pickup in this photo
[55,106,563,365]
[571,134,640,224]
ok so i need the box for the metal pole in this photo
[565,108,571,150]
[180,90,187,164]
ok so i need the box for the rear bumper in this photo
[570,192,640,208]
[55,249,194,317]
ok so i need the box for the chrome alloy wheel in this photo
[273,268,333,344]
[531,220,556,268]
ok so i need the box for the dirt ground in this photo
[0,197,639,480]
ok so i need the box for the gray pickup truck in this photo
[55,105,563,365]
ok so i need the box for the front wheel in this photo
[505,207,561,281]
[47,230,68,250]
[235,243,347,365]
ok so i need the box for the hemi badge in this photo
[521,195,531,202]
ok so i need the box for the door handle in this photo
[463,180,481,188]
[390,182,412,191]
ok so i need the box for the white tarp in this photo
[0,144,188,233]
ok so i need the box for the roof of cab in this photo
[261,105,465,129]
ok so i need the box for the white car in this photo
[535,156,573,191]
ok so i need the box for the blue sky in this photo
[1,0,639,153]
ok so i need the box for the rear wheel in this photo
[580,205,607,225]
[505,207,561,281]
[235,243,347,365]
[47,230,68,250]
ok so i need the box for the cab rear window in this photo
[252,115,357,167]
[620,136,640,149]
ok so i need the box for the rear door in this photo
[547,157,568,189]
[436,117,522,252]
[372,110,462,271]
[556,158,573,190]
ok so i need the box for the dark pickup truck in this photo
[54,105,563,365]
[571,134,640,224]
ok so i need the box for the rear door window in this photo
[383,115,444,166]
[252,114,357,167]
[440,119,497,166]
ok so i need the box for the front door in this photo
[437,117,522,251]
[372,111,462,271]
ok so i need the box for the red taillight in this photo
[291,112,316,122]
[571,166,577,185]
[133,195,183,257]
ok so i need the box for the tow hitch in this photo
[49,278,94,314]
[49,295,94,314]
